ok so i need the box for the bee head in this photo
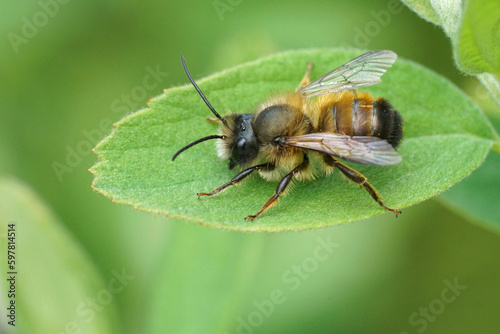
[222,114,259,170]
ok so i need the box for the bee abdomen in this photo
[321,92,403,148]
[332,92,374,137]
[372,97,403,148]
[352,97,374,137]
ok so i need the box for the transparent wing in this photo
[300,50,397,97]
[284,133,402,166]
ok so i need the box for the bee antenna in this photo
[172,134,225,161]
[181,55,227,126]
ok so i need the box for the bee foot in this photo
[389,208,401,217]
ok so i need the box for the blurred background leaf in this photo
[1,0,500,333]
[0,177,120,334]
[402,0,500,109]
[456,0,500,76]
[439,151,500,232]
[439,112,500,231]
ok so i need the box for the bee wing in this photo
[284,133,402,166]
[300,50,397,97]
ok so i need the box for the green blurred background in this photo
[1,0,499,333]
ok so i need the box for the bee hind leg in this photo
[245,154,310,221]
[198,162,275,198]
[323,155,401,216]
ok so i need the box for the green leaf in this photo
[0,177,120,333]
[400,0,441,25]
[457,0,500,107]
[439,151,500,232]
[402,0,500,108]
[457,0,500,76]
[90,49,497,231]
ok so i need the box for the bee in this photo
[172,50,403,221]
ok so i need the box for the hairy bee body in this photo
[174,50,404,220]
[219,90,403,181]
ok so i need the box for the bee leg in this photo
[205,117,221,123]
[198,162,275,198]
[297,62,314,90]
[323,155,401,216]
[245,154,310,221]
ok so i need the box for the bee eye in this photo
[236,138,247,151]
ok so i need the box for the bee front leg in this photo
[205,117,221,123]
[323,155,401,216]
[198,162,275,198]
[245,154,309,221]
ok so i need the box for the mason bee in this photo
[172,50,403,221]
